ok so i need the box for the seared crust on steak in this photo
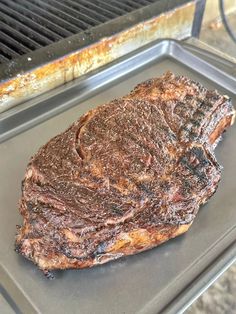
[15,72,235,276]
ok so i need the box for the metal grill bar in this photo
[0,4,56,44]
[0,54,9,63]
[131,0,151,6]
[1,0,63,42]
[0,43,20,60]
[120,0,141,9]
[58,0,109,23]
[20,0,82,34]
[107,0,134,11]
[95,0,130,15]
[10,0,73,38]
[26,0,94,30]
[0,21,42,51]
[41,0,101,26]
[0,0,173,65]
[0,31,31,55]
[18,0,82,33]
[0,10,53,46]
[67,0,119,19]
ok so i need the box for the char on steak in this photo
[15,72,235,277]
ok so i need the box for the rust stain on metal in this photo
[0,2,195,113]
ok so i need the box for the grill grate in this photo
[0,0,159,64]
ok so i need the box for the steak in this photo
[15,72,235,277]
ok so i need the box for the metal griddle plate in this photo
[0,40,236,314]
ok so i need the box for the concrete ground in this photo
[187,263,236,313]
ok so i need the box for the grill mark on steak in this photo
[15,71,235,277]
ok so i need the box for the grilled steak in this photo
[15,72,235,277]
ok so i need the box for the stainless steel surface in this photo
[0,293,15,314]
[186,37,236,66]
[184,38,236,76]
[0,40,236,314]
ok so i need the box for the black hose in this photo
[219,0,236,43]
